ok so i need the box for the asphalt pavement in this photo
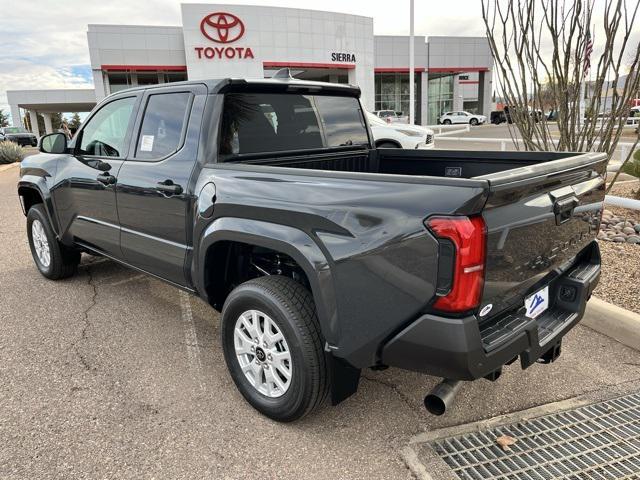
[2,164,640,479]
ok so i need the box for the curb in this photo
[582,296,640,351]
[0,162,19,173]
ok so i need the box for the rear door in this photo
[477,153,607,320]
[52,94,140,257]
[116,84,206,286]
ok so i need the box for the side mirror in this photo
[40,133,67,154]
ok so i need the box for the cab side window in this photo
[78,97,136,157]
[135,92,192,160]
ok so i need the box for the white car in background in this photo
[372,110,409,124]
[367,112,435,149]
[439,111,487,126]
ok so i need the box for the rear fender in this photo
[196,217,339,346]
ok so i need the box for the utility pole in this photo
[409,0,415,125]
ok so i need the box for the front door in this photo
[52,94,139,257]
[116,85,205,286]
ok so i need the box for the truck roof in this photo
[118,77,361,97]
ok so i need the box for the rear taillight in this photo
[426,216,486,313]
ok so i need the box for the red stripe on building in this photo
[374,67,426,73]
[427,67,489,73]
[459,80,479,84]
[263,61,355,70]
[101,65,188,72]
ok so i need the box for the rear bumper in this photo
[381,242,601,380]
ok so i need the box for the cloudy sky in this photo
[1,0,638,123]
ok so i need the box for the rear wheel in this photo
[443,119,452,125]
[470,118,479,126]
[27,205,80,280]
[221,275,329,422]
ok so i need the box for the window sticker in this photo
[140,135,154,152]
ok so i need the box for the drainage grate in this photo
[433,392,640,480]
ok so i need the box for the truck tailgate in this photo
[476,152,607,323]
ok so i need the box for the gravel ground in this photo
[594,180,640,314]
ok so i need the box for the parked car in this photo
[372,109,409,124]
[367,112,434,149]
[438,111,487,126]
[1,126,38,147]
[490,110,506,125]
[19,76,605,422]
[0,131,5,142]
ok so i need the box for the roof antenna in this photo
[272,68,293,80]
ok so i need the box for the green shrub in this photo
[0,141,27,164]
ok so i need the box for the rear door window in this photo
[135,92,192,160]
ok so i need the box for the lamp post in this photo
[409,0,415,125]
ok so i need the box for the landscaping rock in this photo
[623,226,636,235]
[627,235,640,244]
[612,236,627,243]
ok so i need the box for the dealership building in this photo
[7,3,493,135]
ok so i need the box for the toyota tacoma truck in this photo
[18,73,605,421]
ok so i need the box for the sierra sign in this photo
[195,12,254,60]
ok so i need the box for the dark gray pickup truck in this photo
[18,75,605,421]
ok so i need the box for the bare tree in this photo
[481,0,640,190]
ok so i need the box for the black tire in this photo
[377,142,400,149]
[221,275,329,422]
[470,118,479,126]
[443,119,452,125]
[27,204,80,280]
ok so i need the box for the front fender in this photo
[195,217,339,347]
[17,175,60,237]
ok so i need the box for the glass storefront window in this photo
[107,72,132,93]
[427,75,454,124]
[137,73,160,86]
[374,72,419,121]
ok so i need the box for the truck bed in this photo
[227,148,586,180]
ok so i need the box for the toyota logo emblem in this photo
[200,12,245,44]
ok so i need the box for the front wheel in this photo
[27,205,80,279]
[221,276,329,422]
[470,118,479,126]
[443,119,452,125]
[377,142,400,149]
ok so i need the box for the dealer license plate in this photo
[525,286,549,319]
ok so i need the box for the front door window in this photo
[78,97,136,157]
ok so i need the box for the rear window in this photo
[219,93,367,158]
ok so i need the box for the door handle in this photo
[97,172,116,185]
[156,180,183,196]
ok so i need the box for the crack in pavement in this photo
[69,264,98,372]
[361,373,423,418]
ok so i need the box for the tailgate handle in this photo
[553,196,579,225]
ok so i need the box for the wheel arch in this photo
[374,139,402,148]
[196,217,339,347]
[17,180,60,237]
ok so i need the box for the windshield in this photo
[219,93,368,158]
[3,127,28,134]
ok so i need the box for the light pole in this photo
[409,0,415,124]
